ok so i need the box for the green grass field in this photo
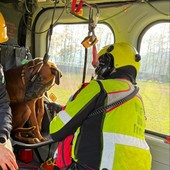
[47,74,170,135]
[138,81,169,135]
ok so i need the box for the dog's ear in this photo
[51,67,62,85]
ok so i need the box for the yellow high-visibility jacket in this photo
[50,78,152,170]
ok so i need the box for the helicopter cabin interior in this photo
[0,0,169,169]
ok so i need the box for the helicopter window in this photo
[138,22,170,135]
[48,23,114,104]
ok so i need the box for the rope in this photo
[82,48,88,84]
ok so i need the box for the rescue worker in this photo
[49,42,152,170]
[0,12,18,170]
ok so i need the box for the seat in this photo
[12,134,55,169]
[12,133,54,161]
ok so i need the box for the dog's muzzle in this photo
[25,74,53,101]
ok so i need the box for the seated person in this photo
[0,12,18,170]
[48,42,152,170]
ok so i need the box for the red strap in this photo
[92,45,99,67]
[71,0,83,13]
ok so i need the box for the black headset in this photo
[95,53,114,78]
[95,45,115,78]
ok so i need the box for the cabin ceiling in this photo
[37,0,137,3]
[0,0,164,9]
[36,0,138,7]
[34,0,166,9]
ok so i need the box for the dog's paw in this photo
[40,136,47,142]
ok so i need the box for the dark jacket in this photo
[0,64,12,143]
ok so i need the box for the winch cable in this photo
[81,8,93,84]
[82,47,88,84]
[81,3,99,84]
[31,0,58,83]
[43,0,58,63]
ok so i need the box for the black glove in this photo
[45,102,63,118]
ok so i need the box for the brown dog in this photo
[4,58,62,144]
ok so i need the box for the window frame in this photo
[137,20,170,138]
[137,20,170,51]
